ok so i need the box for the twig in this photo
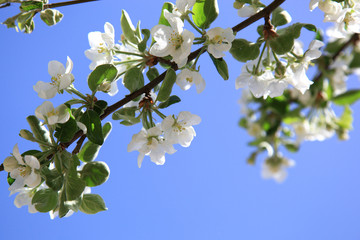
[44,0,98,9]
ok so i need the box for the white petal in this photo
[65,56,73,74]
[13,144,25,165]
[48,60,65,77]
[24,155,40,169]
[33,81,57,99]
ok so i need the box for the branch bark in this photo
[44,0,98,9]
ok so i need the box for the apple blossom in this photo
[161,111,201,147]
[127,125,176,168]
[4,144,41,191]
[206,27,235,58]
[149,10,194,68]
[35,101,70,125]
[176,68,206,93]
[33,56,74,99]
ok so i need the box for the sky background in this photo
[1,0,360,239]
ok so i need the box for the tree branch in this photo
[44,0,98,9]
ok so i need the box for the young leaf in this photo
[80,110,104,145]
[158,95,181,109]
[336,106,353,130]
[271,7,292,27]
[78,122,112,163]
[209,53,229,80]
[88,64,117,92]
[41,167,64,192]
[123,67,144,93]
[192,0,219,29]
[157,68,176,102]
[26,115,51,151]
[65,171,86,201]
[121,9,140,44]
[138,29,150,52]
[81,161,110,187]
[40,9,63,26]
[32,189,58,213]
[79,194,107,214]
[332,89,360,105]
[20,1,43,11]
[230,39,261,62]
[54,117,78,143]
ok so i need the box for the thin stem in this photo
[114,59,143,65]
[185,16,204,35]
[67,86,88,101]
[192,46,206,68]
[255,44,266,74]
[113,50,144,58]
[152,108,167,119]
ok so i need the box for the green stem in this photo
[67,87,88,101]
[192,46,206,68]
[152,108,167,119]
[114,59,143,65]
[113,50,144,58]
[185,16,203,35]
[255,44,267,74]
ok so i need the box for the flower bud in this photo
[19,129,36,142]
[98,82,112,93]
[275,62,286,78]
[233,1,244,9]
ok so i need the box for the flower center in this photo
[97,43,108,54]
[51,74,62,85]
[173,123,186,133]
[47,109,59,118]
[186,77,193,83]
[18,166,30,177]
[169,31,184,50]
[212,35,224,45]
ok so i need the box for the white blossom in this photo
[176,68,206,93]
[35,101,70,125]
[127,125,176,168]
[173,0,196,16]
[33,56,74,99]
[237,5,263,18]
[10,187,38,213]
[206,27,235,58]
[161,111,201,147]
[261,154,295,183]
[150,10,194,68]
[4,144,41,191]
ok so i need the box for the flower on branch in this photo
[176,68,206,93]
[150,9,194,68]
[35,101,70,126]
[33,56,74,99]
[206,27,235,59]
[4,144,41,191]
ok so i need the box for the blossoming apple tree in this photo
[1,0,360,218]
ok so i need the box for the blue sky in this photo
[1,1,360,239]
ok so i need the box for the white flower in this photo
[261,154,295,183]
[161,111,201,147]
[237,5,263,17]
[206,27,235,58]
[85,22,117,70]
[176,68,206,93]
[293,118,334,143]
[35,101,70,125]
[173,0,196,16]
[10,187,38,213]
[34,56,74,99]
[150,10,194,68]
[4,144,41,191]
[127,125,176,168]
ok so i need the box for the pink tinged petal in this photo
[48,60,65,77]
[13,144,25,165]
[137,152,145,168]
[65,56,73,74]
[24,170,41,188]
[24,155,40,169]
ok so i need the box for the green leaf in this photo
[121,9,140,44]
[349,51,360,69]
[112,107,137,121]
[40,9,63,26]
[123,67,144,93]
[284,143,299,153]
[271,7,291,27]
[332,89,360,105]
[41,167,64,191]
[138,29,150,52]
[79,194,107,214]
[54,151,71,173]
[93,100,108,116]
[20,1,43,11]
[230,39,261,62]
[26,115,51,151]
[158,95,181,109]
[58,190,70,218]
[209,53,229,80]
[336,106,353,130]
[81,161,110,187]
[32,189,58,213]
[158,2,174,26]
[78,122,112,163]
[192,0,219,29]
[65,171,86,201]
[146,68,160,92]
[80,110,104,145]
[157,68,176,102]
[17,11,35,33]
[269,23,316,55]
[54,117,77,143]
[88,64,117,92]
